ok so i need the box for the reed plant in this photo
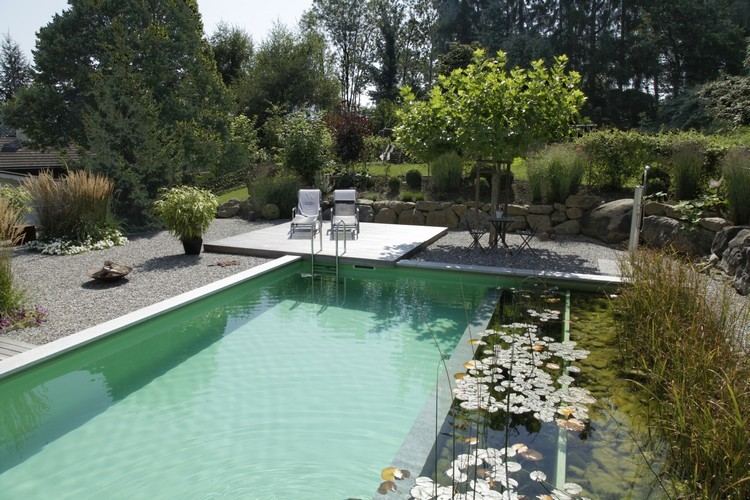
[23,170,115,242]
[526,144,585,203]
[0,198,24,315]
[616,250,750,498]
[669,141,705,200]
[722,147,750,224]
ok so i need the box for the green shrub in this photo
[669,141,705,200]
[249,174,300,217]
[577,129,656,190]
[722,148,750,224]
[23,170,115,242]
[526,144,585,203]
[430,152,463,197]
[405,169,422,190]
[400,191,424,202]
[0,186,31,215]
[153,186,218,240]
[275,111,333,185]
[644,164,671,196]
[388,177,400,194]
[363,135,390,162]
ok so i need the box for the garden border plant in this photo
[153,186,218,255]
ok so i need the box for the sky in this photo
[0,0,313,60]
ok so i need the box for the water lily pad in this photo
[377,480,397,494]
[380,466,403,481]
[529,470,547,482]
[546,362,561,370]
[519,448,544,461]
[563,482,583,495]
[455,372,466,380]
[511,443,528,453]
[464,360,479,370]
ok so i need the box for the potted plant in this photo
[153,186,218,255]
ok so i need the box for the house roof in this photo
[0,137,80,173]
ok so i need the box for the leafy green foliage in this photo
[399,190,424,202]
[526,144,585,203]
[388,177,401,194]
[396,50,585,164]
[0,185,30,215]
[577,130,655,191]
[248,174,300,216]
[722,148,750,224]
[209,22,253,86]
[0,197,23,315]
[405,169,422,190]
[273,111,333,185]
[430,152,463,197]
[235,25,338,128]
[153,186,218,240]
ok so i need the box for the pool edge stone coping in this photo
[382,287,502,499]
[0,255,302,380]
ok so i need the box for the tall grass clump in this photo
[0,198,24,315]
[526,144,585,203]
[616,250,750,498]
[23,170,115,242]
[722,147,750,224]
[248,173,300,216]
[669,141,704,200]
[430,152,463,197]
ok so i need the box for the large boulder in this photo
[565,193,603,210]
[399,209,425,225]
[718,229,750,295]
[461,209,489,229]
[374,207,397,224]
[374,200,413,214]
[216,199,241,218]
[565,207,584,220]
[580,199,633,243]
[526,214,552,233]
[358,204,374,222]
[698,217,731,232]
[550,210,567,224]
[641,216,715,256]
[416,200,451,212]
[452,204,467,218]
[712,226,748,258]
[553,220,580,235]
[643,201,668,217]
[506,204,528,216]
[527,204,554,215]
[426,209,458,228]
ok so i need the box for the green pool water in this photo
[0,264,497,499]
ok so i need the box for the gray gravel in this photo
[9,219,273,345]
[413,230,625,275]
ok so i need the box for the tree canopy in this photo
[0,34,31,102]
[395,50,585,163]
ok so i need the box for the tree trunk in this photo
[490,168,499,244]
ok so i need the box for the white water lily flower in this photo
[529,470,547,482]
[563,482,583,495]
[445,467,468,482]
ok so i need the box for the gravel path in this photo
[413,230,625,275]
[9,219,273,345]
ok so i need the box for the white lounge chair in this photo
[290,189,322,238]
[329,189,359,239]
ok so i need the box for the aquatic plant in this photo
[616,250,750,498]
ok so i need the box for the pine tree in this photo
[0,34,31,102]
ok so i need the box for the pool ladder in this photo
[310,220,348,280]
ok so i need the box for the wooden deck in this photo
[0,337,35,361]
[204,222,448,266]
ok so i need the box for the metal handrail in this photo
[334,220,348,281]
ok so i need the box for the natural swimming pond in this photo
[0,262,666,499]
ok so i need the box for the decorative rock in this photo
[506,204,528,216]
[426,209,458,229]
[374,200,413,214]
[551,210,567,224]
[527,204,554,215]
[374,207,397,224]
[261,203,279,219]
[89,261,132,282]
[357,198,374,206]
[554,203,567,212]
[461,209,488,229]
[399,209,425,225]
[358,205,374,222]
[554,220,580,235]
[216,199,241,218]
[643,201,668,217]
[580,199,633,243]
[641,216,715,256]
[664,204,682,220]
[526,214,552,232]
[416,200,451,212]
[238,200,253,219]
[566,207,584,219]
[452,204,467,218]
[565,193,602,210]
[719,229,750,295]
[698,217,731,232]
[712,226,748,258]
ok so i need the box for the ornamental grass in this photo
[616,250,750,498]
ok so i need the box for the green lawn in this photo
[217,186,248,204]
